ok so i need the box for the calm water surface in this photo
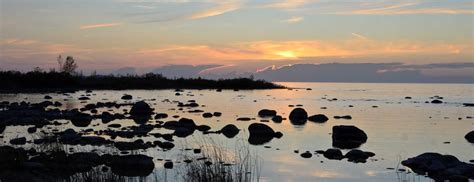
[1,82,473,182]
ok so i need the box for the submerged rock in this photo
[300,151,312,158]
[332,125,368,149]
[401,153,474,181]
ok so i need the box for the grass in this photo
[177,137,262,182]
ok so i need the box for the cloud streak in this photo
[284,16,304,23]
[80,23,123,30]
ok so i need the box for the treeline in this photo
[0,70,284,92]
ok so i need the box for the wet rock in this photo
[107,155,155,177]
[332,125,368,149]
[121,94,133,100]
[202,112,213,118]
[10,137,27,145]
[157,141,175,150]
[465,131,474,143]
[248,123,281,145]
[344,149,375,163]
[78,97,90,100]
[401,153,474,181]
[220,124,239,138]
[27,126,37,133]
[196,125,211,132]
[130,101,154,116]
[323,149,344,160]
[289,108,308,125]
[44,95,52,100]
[108,124,121,128]
[164,161,173,169]
[308,114,329,123]
[431,99,443,104]
[70,113,93,127]
[258,109,277,117]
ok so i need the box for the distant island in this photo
[0,70,284,93]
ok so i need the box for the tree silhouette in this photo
[57,55,78,74]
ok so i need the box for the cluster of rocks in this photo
[402,153,474,181]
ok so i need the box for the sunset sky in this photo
[1,0,473,72]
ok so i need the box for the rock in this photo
[405,97,412,99]
[70,113,93,127]
[271,115,283,123]
[106,155,155,177]
[401,153,474,181]
[108,124,121,128]
[431,99,443,104]
[78,97,90,100]
[44,95,52,100]
[213,112,222,117]
[289,108,308,125]
[220,124,239,138]
[121,94,133,100]
[130,101,153,116]
[27,127,37,133]
[465,131,474,143]
[344,149,375,163]
[308,114,329,123]
[157,141,175,150]
[202,112,213,118]
[196,125,211,132]
[155,113,168,119]
[334,115,352,120]
[164,161,173,169]
[10,137,27,145]
[258,109,277,117]
[248,123,281,145]
[332,125,368,149]
[237,117,251,121]
[300,151,312,158]
[463,103,474,107]
[323,149,344,160]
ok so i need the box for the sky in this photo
[0,0,473,73]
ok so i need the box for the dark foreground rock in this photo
[401,153,474,181]
[332,125,368,149]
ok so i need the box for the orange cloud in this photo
[80,23,122,30]
[284,16,304,23]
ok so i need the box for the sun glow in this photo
[275,51,298,58]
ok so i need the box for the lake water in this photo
[1,82,473,182]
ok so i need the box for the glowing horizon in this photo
[1,0,473,71]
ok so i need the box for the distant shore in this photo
[0,71,285,93]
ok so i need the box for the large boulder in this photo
[332,125,368,149]
[465,131,474,143]
[130,101,153,116]
[289,108,308,125]
[401,153,474,181]
[258,109,277,117]
[248,123,282,145]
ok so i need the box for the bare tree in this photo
[57,55,78,74]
